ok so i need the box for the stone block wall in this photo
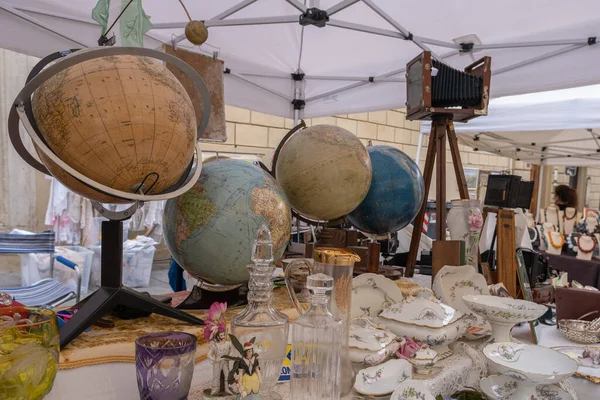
[205,106,531,200]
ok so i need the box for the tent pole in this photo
[153,15,298,29]
[494,44,588,76]
[326,0,360,16]
[285,0,307,12]
[0,3,88,47]
[474,38,590,50]
[229,72,291,101]
[293,68,305,125]
[212,0,260,20]
[304,49,460,103]
[361,0,439,59]
[328,19,404,39]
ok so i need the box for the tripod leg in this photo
[447,120,469,200]
[406,122,438,277]
[59,287,119,348]
[435,119,447,242]
[120,287,204,325]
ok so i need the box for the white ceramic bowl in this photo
[390,380,436,400]
[480,374,573,400]
[354,359,412,396]
[483,342,578,386]
[462,294,547,342]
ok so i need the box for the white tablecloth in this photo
[47,325,598,399]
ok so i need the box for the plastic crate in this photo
[88,242,156,288]
[20,245,94,296]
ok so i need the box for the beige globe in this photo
[32,54,197,203]
[274,124,372,221]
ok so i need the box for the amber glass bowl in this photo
[0,307,59,400]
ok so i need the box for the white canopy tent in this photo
[431,84,600,166]
[1,0,600,122]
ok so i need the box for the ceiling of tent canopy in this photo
[1,0,600,119]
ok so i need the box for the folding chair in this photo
[0,231,82,307]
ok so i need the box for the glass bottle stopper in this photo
[306,273,334,294]
[251,224,274,264]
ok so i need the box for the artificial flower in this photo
[395,337,421,360]
[208,302,227,322]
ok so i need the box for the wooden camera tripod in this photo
[405,116,471,277]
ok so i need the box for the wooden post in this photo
[496,208,518,298]
[529,164,541,213]
[406,123,438,277]
[435,119,447,242]
[432,240,466,281]
[367,241,381,273]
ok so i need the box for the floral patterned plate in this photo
[390,380,435,400]
[354,359,412,396]
[432,265,491,339]
[351,273,403,319]
[480,375,573,400]
[551,346,600,384]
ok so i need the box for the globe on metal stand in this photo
[8,46,213,348]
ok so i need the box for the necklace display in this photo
[548,231,565,249]
[544,205,560,225]
[564,208,577,221]
[577,235,597,253]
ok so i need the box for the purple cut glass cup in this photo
[135,331,197,400]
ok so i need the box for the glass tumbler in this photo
[135,331,197,400]
[0,306,60,400]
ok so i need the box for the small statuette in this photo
[0,292,12,306]
[203,302,236,399]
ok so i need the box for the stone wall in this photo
[204,106,530,201]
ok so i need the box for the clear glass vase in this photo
[290,273,343,400]
[230,225,289,400]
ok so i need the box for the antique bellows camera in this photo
[406,51,491,122]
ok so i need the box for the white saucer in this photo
[480,375,573,400]
[354,359,412,396]
[390,380,435,400]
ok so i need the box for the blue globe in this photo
[346,145,425,235]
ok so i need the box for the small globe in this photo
[274,124,372,221]
[32,54,197,203]
[347,145,425,235]
[163,159,292,285]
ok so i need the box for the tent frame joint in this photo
[588,37,597,46]
[299,7,329,27]
[292,99,306,110]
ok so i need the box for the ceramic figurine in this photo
[409,345,437,375]
[204,302,236,399]
[223,336,261,399]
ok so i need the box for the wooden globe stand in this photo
[59,218,204,348]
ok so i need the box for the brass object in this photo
[313,247,360,266]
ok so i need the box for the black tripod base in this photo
[176,283,249,310]
[59,286,204,348]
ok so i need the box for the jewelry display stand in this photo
[576,235,596,260]
[525,212,535,228]
[544,205,560,228]
[546,231,564,255]
[562,207,580,235]
[585,216,598,233]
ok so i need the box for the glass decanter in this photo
[290,273,343,400]
[230,225,289,400]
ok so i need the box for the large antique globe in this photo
[31,54,197,203]
[347,145,425,235]
[274,124,372,221]
[163,158,292,285]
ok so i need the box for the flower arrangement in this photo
[204,302,227,342]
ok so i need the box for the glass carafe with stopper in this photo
[284,248,359,395]
[230,225,289,399]
[291,273,343,400]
